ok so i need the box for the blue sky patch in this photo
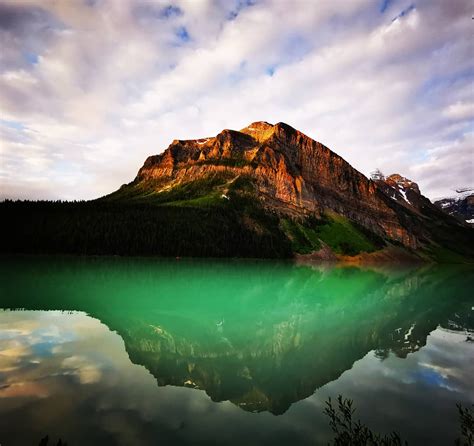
[418,68,474,102]
[283,34,312,62]
[0,119,25,130]
[227,0,257,21]
[175,26,190,43]
[227,60,248,83]
[266,66,276,77]
[24,52,38,65]
[160,5,183,19]
[31,341,56,357]
[379,0,392,13]
[414,368,445,387]
[392,4,415,21]
[133,4,182,22]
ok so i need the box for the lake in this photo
[0,256,473,445]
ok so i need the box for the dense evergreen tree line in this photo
[0,199,292,258]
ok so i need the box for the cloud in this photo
[62,355,102,384]
[0,0,472,200]
[410,131,473,199]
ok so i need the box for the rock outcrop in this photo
[374,173,432,212]
[131,122,420,247]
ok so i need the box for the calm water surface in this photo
[0,256,473,446]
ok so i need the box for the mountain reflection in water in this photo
[0,257,473,446]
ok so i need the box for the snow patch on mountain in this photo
[434,187,474,202]
[399,188,411,205]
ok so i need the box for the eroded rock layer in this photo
[133,122,419,247]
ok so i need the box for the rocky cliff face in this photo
[106,120,474,260]
[131,121,421,247]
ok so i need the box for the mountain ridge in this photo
[2,121,473,262]
[110,121,415,243]
[105,120,472,261]
[434,188,474,225]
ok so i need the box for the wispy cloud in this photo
[0,0,472,200]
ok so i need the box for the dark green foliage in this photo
[280,218,321,254]
[194,158,251,168]
[1,174,294,258]
[228,174,257,194]
[311,213,382,255]
[0,197,292,258]
[38,436,67,446]
[427,246,472,264]
[325,395,407,446]
[280,213,384,256]
[350,220,387,249]
[455,403,474,446]
[148,173,231,204]
[105,172,233,205]
[325,396,473,446]
[325,397,474,446]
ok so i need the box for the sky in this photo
[0,0,472,201]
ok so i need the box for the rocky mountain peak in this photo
[385,174,421,195]
[240,121,282,142]
[240,121,274,132]
[126,122,427,248]
[371,173,426,212]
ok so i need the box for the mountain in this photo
[104,121,473,261]
[434,188,474,225]
[2,121,473,261]
[109,122,416,247]
[373,173,424,208]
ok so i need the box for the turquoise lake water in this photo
[0,256,473,445]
